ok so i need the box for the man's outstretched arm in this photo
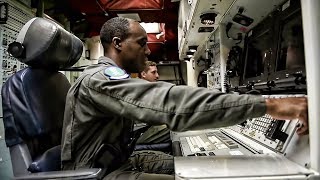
[265,97,308,135]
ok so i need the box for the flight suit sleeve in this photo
[82,70,266,132]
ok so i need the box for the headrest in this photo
[8,17,83,70]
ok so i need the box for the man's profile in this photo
[139,61,159,82]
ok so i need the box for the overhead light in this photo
[188,45,198,52]
[117,13,141,22]
[140,22,161,33]
[200,12,217,25]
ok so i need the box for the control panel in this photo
[172,94,306,157]
[172,129,256,157]
[0,0,34,90]
[172,94,312,180]
[230,94,305,153]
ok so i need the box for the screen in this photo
[245,30,272,78]
[276,14,305,71]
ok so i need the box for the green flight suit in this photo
[61,56,266,179]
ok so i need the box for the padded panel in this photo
[28,145,61,172]
[2,68,70,155]
[16,18,83,69]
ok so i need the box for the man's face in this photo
[141,65,159,82]
[120,21,151,73]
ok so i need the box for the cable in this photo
[96,0,108,16]
[226,22,233,39]
[223,72,230,93]
[177,64,186,85]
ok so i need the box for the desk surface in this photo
[174,153,312,179]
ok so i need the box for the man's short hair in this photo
[144,61,157,70]
[100,17,130,47]
[138,61,157,78]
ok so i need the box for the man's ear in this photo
[141,71,147,78]
[112,37,122,50]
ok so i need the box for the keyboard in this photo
[175,129,249,157]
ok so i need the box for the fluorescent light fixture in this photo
[117,13,141,21]
[140,22,161,33]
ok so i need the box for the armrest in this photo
[13,168,103,180]
[134,142,172,152]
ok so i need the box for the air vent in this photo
[198,27,214,33]
[200,12,217,25]
[232,14,254,26]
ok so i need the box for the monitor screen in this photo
[245,29,272,78]
[276,14,305,71]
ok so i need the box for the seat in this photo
[2,17,102,179]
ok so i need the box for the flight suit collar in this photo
[98,56,118,67]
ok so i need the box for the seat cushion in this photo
[28,145,61,172]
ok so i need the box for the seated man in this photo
[61,17,308,180]
[136,61,171,145]
[138,61,159,82]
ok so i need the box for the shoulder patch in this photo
[104,66,129,80]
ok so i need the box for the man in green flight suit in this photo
[61,17,308,180]
[136,61,171,146]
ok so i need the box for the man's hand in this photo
[265,97,308,135]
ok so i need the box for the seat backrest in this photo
[1,17,83,175]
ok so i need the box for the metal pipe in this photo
[301,0,320,172]
[219,24,227,93]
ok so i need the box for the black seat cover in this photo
[2,68,70,158]
[2,17,83,175]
